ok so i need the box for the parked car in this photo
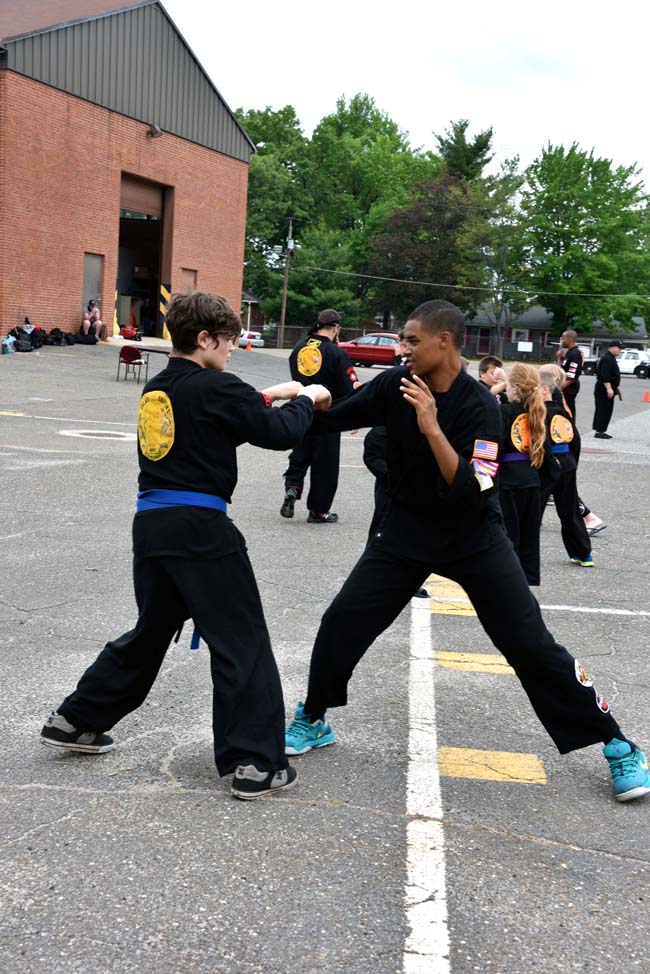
[338,332,402,367]
[582,348,650,378]
[239,328,264,348]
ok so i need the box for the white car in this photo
[582,348,650,379]
[239,328,264,348]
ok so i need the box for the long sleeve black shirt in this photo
[311,366,503,561]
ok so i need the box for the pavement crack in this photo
[5,806,84,846]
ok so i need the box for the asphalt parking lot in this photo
[1,342,649,974]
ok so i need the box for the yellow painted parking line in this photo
[0,410,26,416]
[435,652,514,675]
[438,747,546,785]
[427,574,476,617]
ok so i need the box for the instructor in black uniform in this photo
[281,309,358,523]
[284,299,650,803]
[558,329,583,421]
[592,338,622,438]
[40,290,331,801]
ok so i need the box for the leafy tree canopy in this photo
[518,143,650,330]
[435,119,494,181]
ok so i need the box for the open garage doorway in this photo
[118,175,165,337]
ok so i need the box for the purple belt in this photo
[501,452,530,462]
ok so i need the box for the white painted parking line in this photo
[427,576,650,619]
[0,411,136,427]
[429,596,650,619]
[403,597,450,974]
[58,430,136,441]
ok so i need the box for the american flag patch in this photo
[473,439,498,461]
[472,458,499,478]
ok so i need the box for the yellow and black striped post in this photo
[112,288,121,337]
[159,283,171,340]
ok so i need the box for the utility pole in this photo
[277,217,294,349]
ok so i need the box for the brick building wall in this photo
[0,70,248,335]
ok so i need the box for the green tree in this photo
[234,106,313,304]
[518,144,650,331]
[366,173,488,324]
[472,157,528,356]
[435,119,494,181]
[309,94,440,232]
[236,95,442,331]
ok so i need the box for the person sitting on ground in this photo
[82,300,104,340]
[478,354,508,402]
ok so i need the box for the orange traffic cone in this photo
[642,390,650,403]
[245,342,253,351]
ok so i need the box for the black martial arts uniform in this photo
[479,378,508,404]
[362,426,389,542]
[498,401,543,586]
[57,358,315,776]
[541,401,591,562]
[303,365,621,754]
[592,350,621,434]
[561,345,583,422]
[284,334,358,514]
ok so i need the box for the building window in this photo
[512,328,530,343]
[181,268,197,289]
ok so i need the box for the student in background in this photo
[478,355,508,403]
[539,366,593,568]
[498,363,547,585]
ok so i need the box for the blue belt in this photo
[501,452,530,462]
[551,444,569,454]
[136,489,228,648]
[136,489,227,513]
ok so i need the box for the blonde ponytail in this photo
[508,363,547,468]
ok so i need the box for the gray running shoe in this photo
[231,764,297,800]
[40,712,114,753]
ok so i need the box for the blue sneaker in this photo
[603,739,650,802]
[285,701,336,755]
[570,554,594,567]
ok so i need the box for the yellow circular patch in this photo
[510,413,530,452]
[297,344,323,377]
[138,391,175,461]
[550,414,574,444]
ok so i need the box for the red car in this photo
[338,332,402,367]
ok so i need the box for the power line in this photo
[296,263,650,300]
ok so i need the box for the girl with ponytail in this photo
[497,363,549,585]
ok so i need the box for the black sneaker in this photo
[280,488,298,518]
[40,712,114,754]
[231,764,298,800]
[307,511,339,523]
[594,432,612,439]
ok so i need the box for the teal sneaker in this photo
[603,739,650,802]
[570,554,594,567]
[285,701,336,755]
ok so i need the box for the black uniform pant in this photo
[284,431,341,514]
[58,548,289,776]
[499,486,541,586]
[541,468,591,561]
[592,385,615,433]
[304,528,621,754]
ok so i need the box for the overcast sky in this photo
[164,0,650,186]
